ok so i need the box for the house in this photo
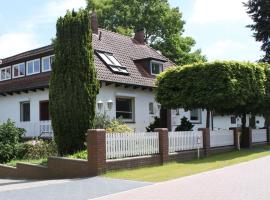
[0,13,265,138]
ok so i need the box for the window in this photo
[96,51,128,74]
[149,102,154,114]
[116,98,134,122]
[40,101,50,121]
[42,55,54,72]
[0,66,11,81]
[20,102,30,122]
[27,59,40,75]
[190,109,201,123]
[231,116,236,124]
[150,61,163,75]
[13,63,25,78]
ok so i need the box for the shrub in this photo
[0,119,25,163]
[68,150,87,160]
[175,117,194,131]
[146,117,161,132]
[17,139,57,160]
[106,119,133,133]
[94,113,111,129]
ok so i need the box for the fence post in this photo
[86,129,106,175]
[198,128,210,156]
[155,128,168,164]
[241,127,252,148]
[230,127,241,150]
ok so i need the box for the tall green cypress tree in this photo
[50,9,99,155]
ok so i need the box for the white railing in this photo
[210,130,234,147]
[17,121,53,138]
[168,131,203,153]
[106,132,159,159]
[252,129,267,143]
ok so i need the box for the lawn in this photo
[104,146,270,182]
[5,158,48,167]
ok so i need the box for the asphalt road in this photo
[0,177,151,200]
[94,156,270,200]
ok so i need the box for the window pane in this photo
[190,109,200,121]
[34,60,40,73]
[19,63,25,76]
[27,61,34,74]
[99,52,113,65]
[14,66,19,77]
[6,68,11,79]
[43,57,50,71]
[106,54,121,66]
[40,101,50,121]
[116,112,132,119]
[231,116,236,124]
[151,63,161,74]
[20,102,30,122]
[1,69,5,80]
[149,102,154,114]
[116,98,132,112]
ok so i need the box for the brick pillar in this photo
[230,127,241,150]
[241,127,252,148]
[267,127,270,145]
[86,129,106,175]
[155,128,168,164]
[198,128,210,156]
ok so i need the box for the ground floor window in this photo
[40,101,50,121]
[20,101,30,122]
[190,109,201,123]
[149,102,154,114]
[116,97,134,122]
[231,116,236,124]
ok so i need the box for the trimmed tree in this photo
[155,61,266,128]
[50,10,99,155]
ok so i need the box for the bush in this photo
[0,119,25,163]
[17,139,57,160]
[94,113,111,129]
[146,117,161,132]
[106,119,133,133]
[175,117,194,131]
[68,150,87,160]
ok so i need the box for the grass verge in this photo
[5,158,48,167]
[104,146,270,182]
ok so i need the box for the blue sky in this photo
[0,0,263,61]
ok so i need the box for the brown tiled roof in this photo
[0,29,174,93]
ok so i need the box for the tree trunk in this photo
[249,114,256,128]
[241,113,247,129]
[206,110,210,129]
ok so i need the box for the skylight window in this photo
[96,51,128,74]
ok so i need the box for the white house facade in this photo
[0,14,265,137]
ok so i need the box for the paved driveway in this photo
[0,177,151,200]
[94,156,270,200]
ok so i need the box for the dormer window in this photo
[150,60,163,75]
[42,55,54,72]
[96,51,128,74]
[0,66,11,81]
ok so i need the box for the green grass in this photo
[5,158,48,167]
[104,146,270,182]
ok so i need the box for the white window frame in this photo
[26,59,40,75]
[13,63,25,78]
[149,102,154,115]
[0,66,11,81]
[190,109,202,124]
[42,55,54,72]
[116,97,135,122]
[150,60,163,75]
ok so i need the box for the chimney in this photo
[91,11,99,35]
[134,28,145,45]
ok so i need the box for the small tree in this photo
[50,10,99,155]
[155,61,266,128]
[175,117,194,131]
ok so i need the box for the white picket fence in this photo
[106,132,159,159]
[210,130,234,147]
[168,131,203,153]
[252,129,267,143]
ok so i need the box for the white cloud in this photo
[191,0,250,24]
[0,32,40,58]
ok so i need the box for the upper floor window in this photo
[13,63,25,78]
[0,66,11,81]
[42,55,54,72]
[190,109,202,124]
[27,59,40,75]
[96,51,128,74]
[150,60,163,75]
